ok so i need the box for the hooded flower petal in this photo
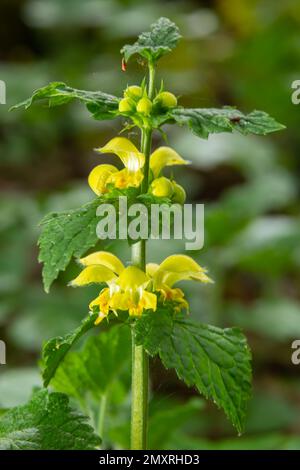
[70,265,117,287]
[150,147,190,178]
[79,251,125,275]
[152,254,213,288]
[117,265,149,291]
[95,137,145,171]
[88,164,118,195]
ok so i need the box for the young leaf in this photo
[121,17,181,64]
[170,107,285,139]
[42,312,98,387]
[11,82,119,120]
[0,390,101,450]
[51,325,131,402]
[135,310,252,433]
[38,198,101,292]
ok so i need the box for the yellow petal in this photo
[94,312,107,325]
[158,255,206,273]
[150,147,190,178]
[95,137,145,171]
[146,263,159,277]
[89,288,110,310]
[189,271,213,283]
[117,266,149,291]
[79,251,124,275]
[89,288,111,325]
[70,265,117,287]
[160,271,213,287]
[109,291,130,311]
[107,168,144,189]
[141,290,157,311]
[154,255,212,287]
[88,164,118,195]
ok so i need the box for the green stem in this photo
[98,393,107,445]
[130,65,155,449]
[131,328,149,449]
[141,127,152,194]
[148,62,156,100]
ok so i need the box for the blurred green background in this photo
[1,0,300,450]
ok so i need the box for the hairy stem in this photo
[130,327,149,449]
[130,64,155,449]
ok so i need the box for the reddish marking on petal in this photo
[122,58,127,72]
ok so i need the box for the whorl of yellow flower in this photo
[70,252,212,325]
[88,137,190,199]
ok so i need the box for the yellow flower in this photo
[70,251,157,324]
[89,137,145,195]
[97,137,145,171]
[146,254,213,312]
[88,164,118,196]
[150,147,190,179]
[70,252,212,323]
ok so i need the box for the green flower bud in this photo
[150,177,174,198]
[136,97,152,116]
[124,85,143,101]
[154,91,177,109]
[118,97,136,114]
[171,181,186,204]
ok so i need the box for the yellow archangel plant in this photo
[12,17,284,451]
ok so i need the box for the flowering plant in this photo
[6,18,284,450]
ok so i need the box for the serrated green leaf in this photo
[52,325,131,402]
[42,312,98,387]
[11,82,119,120]
[121,17,181,64]
[170,107,285,139]
[135,310,252,433]
[134,306,174,356]
[38,198,101,292]
[0,390,101,450]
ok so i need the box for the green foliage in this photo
[42,312,98,387]
[134,306,174,355]
[52,325,131,403]
[121,17,181,64]
[0,390,101,450]
[135,309,252,433]
[170,108,285,139]
[148,397,204,450]
[38,198,101,292]
[10,82,119,120]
